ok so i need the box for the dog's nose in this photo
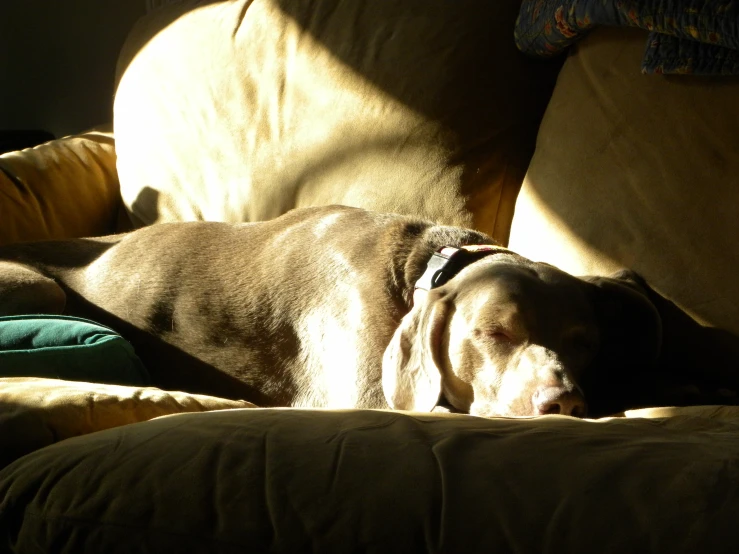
[533,387,587,418]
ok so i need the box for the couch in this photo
[2,0,739,551]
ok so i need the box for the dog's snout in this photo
[533,387,587,418]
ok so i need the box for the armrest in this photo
[0,130,124,245]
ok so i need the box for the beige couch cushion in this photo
[3,407,739,551]
[509,28,739,335]
[114,0,560,242]
[0,377,254,468]
[0,131,123,245]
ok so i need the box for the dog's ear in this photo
[584,270,663,365]
[579,270,663,415]
[382,293,449,411]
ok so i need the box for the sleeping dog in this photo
[0,205,662,417]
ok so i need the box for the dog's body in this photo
[0,205,663,417]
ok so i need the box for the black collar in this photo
[414,245,507,292]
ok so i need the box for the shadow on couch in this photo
[582,283,739,418]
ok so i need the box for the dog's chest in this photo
[290,281,390,409]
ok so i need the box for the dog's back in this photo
[0,206,474,406]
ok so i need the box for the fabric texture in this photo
[0,315,149,386]
[2,406,739,552]
[508,28,739,338]
[0,377,255,469]
[113,0,561,244]
[515,0,739,74]
[0,130,122,245]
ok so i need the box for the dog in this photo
[0,205,663,417]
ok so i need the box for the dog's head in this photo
[382,255,661,418]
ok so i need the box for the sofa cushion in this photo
[0,130,122,245]
[508,28,739,336]
[113,0,561,243]
[0,315,149,386]
[2,407,739,552]
[0,377,254,469]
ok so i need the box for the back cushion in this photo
[509,28,739,335]
[113,0,560,242]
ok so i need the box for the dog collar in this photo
[415,245,507,292]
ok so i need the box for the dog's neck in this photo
[388,222,498,308]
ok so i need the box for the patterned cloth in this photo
[515,0,739,75]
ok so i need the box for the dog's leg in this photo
[0,261,66,316]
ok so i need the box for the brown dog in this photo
[0,205,662,417]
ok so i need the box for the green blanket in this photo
[0,315,149,386]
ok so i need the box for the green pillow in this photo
[0,315,150,386]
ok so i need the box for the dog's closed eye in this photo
[473,327,517,346]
